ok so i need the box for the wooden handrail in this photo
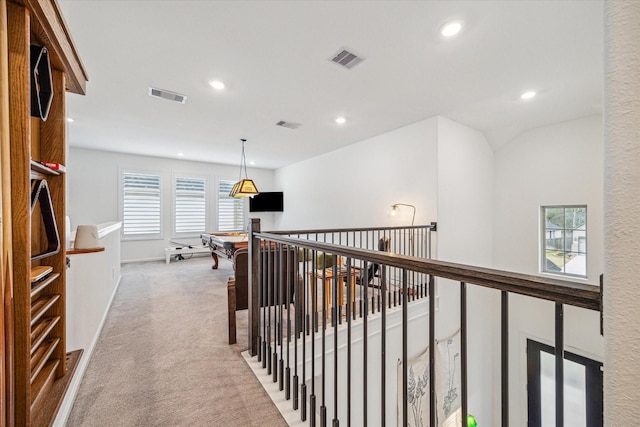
[254,232,600,311]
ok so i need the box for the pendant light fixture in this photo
[229,138,259,198]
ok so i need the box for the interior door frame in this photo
[526,339,603,427]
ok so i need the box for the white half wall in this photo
[67,148,276,261]
[493,115,604,425]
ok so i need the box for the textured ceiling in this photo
[59,0,603,170]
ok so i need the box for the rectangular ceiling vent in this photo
[148,87,187,104]
[329,48,365,70]
[276,120,302,130]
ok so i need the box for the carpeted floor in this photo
[66,256,287,427]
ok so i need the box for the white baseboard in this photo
[122,251,210,264]
[121,256,165,264]
[52,274,123,427]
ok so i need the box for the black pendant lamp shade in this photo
[30,45,54,121]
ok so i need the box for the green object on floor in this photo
[468,414,478,427]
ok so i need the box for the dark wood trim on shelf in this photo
[66,247,105,255]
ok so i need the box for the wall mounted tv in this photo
[249,192,284,212]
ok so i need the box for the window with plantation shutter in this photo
[121,172,162,237]
[218,180,245,231]
[175,176,207,234]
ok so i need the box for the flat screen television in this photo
[249,191,284,212]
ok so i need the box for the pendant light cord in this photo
[239,138,248,181]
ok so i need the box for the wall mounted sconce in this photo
[229,138,259,198]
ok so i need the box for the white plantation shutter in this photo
[122,172,161,237]
[218,180,245,231]
[175,176,206,234]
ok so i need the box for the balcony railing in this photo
[245,218,601,426]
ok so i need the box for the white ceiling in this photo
[59,0,603,170]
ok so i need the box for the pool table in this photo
[200,232,249,269]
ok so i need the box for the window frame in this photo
[217,178,246,232]
[172,173,208,237]
[119,169,164,241]
[540,205,587,279]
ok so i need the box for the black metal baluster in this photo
[321,255,327,426]
[293,247,299,411]
[258,247,264,364]
[310,252,318,427]
[556,302,564,427]
[381,265,387,426]
[461,282,468,427]
[502,291,509,426]
[286,246,292,400]
[279,245,284,390]
[363,260,369,427]
[333,261,339,427]
[271,246,278,382]
[267,246,273,375]
[402,269,408,427]
[429,275,436,427]
[301,247,308,422]
[347,259,352,427]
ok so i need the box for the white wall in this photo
[274,115,497,424]
[274,117,439,230]
[493,115,604,424]
[68,147,276,261]
[436,116,496,425]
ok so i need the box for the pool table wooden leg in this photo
[211,251,219,269]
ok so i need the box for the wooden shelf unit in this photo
[3,0,88,425]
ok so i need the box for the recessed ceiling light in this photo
[336,117,347,124]
[249,161,256,166]
[209,80,225,90]
[66,117,74,123]
[441,21,463,37]
[177,152,184,157]
[521,90,537,100]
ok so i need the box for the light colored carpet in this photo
[66,256,287,427]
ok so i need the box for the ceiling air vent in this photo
[329,48,365,70]
[148,87,187,104]
[276,120,302,130]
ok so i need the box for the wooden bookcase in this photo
[3,0,87,425]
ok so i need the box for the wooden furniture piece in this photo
[2,0,87,425]
[308,266,359,319]
[201,232,249,269]
[227,247,296,345]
